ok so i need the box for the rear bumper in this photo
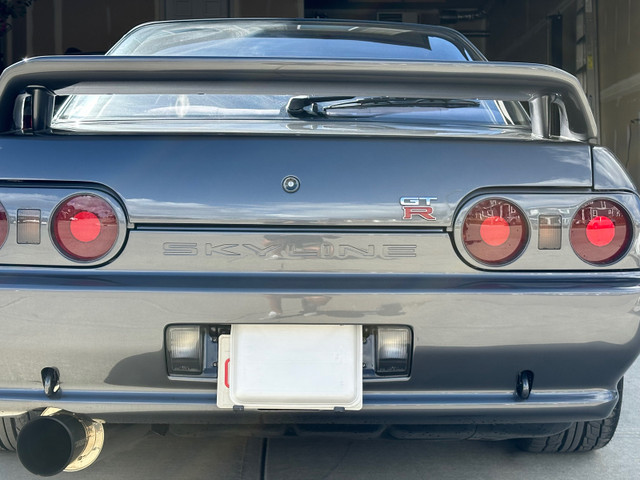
[0,386,617,426]
[0,269,638,425]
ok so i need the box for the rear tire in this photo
[517,379,623,453]
[0,412,38,452]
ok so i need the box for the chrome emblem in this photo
[400,197,437,221]
[282,176,300,193]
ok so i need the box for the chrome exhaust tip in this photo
[17,410,104,477]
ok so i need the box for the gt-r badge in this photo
[400,197,437,220]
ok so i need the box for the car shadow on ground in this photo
[0,432,637,480]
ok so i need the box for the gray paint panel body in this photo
[0,135,592,227]
[593,146,638,191]
[0,268,635,423]
[0,132,636,428]
[0,18,637,442]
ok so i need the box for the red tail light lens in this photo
[462,198,529,265]
[52,194,119,261]
[570,199,632,265]
[0,203,8,248]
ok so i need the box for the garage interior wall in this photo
[2,0,160,61]
[598,0,640,185]
[0,0,305,63]
[484,1,577,72]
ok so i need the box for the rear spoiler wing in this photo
[0,56,597,141]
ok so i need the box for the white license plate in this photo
[217,325,362,410]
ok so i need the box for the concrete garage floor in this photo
[1,359,639,480]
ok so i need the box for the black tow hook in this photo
[516,370,534,400]
[41,367,60,398]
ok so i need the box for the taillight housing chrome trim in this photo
[454,193,639,271]
[0,187,127,267]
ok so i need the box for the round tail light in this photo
[462,198,529,266]
[52,194,119,262]
[570,199,632,265]
[0,203,8,249]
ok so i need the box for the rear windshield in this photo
[109,20,479,61]
[46,20,529,133]
[52,94,527,131]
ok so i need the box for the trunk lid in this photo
[0,135,592,228]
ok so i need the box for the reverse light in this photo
[166,326,203,375]
[570,199,632,265]
[375,327,411,376]
[51,194,119,261]
[538,215,562,250]
[462,198,529,266]
[17,209,41,245]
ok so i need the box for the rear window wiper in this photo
[286,95,480,118]
[286,95,353,118]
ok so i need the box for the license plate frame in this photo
[217,324,362,410]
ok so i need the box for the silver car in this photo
[0,19,637,476]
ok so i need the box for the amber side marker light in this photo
[52,194,119,262]
[462,198,529,266]
[570,199,632,265]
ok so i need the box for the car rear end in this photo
[0,18,639,475]
[0,131,637,420]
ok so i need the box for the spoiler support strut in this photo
[26,86,55,134]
